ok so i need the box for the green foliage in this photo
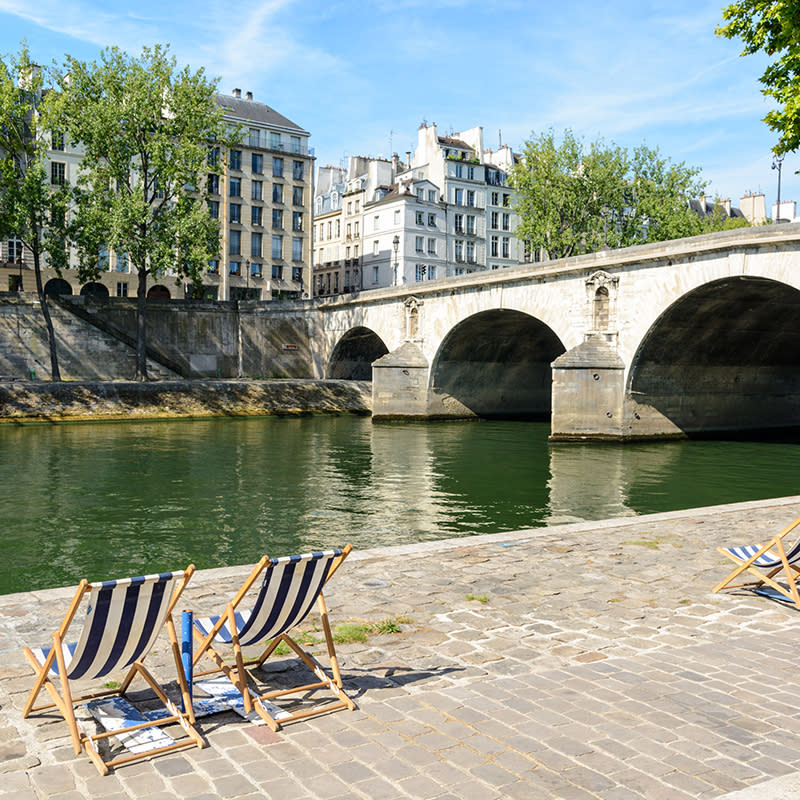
[0,44,70,380]
[717,1,800,156]
[510,130,720,260]
[56,44,235,378]
[465,593,489,603]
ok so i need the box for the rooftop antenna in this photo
[499,129,502,148]
[389,129,396,154]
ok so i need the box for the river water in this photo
[3,415,799,594]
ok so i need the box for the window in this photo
[251,262,262,278]
[229,203,241,224]
[454,214,463,233]
[491,211,499,229]
[116,282,128,297]
[230,230,241,255]
[116,251,128,272]
[454,163,463,178]
[208,147,219,166]
[373,266,379,283]
[353,221,359,237]
[454,188,463,205]
[251,232,262,258]
[347,202,352,215]
[251,206,263,226]
[394,210,401,224]
[467,241,475,262]
[208,200,219,219]
[346,223,351,238]
[415,236,424,252]
[292,237,302,261]
[502,237,510,258]
[353,244,358,259]
[374,215,380,230]
[491,235,498,257]
[51,131,64,151]
[208,173,219,194]
[272,264,283,279]
[503,193,510,207]
[335,219,340,237]
[345,246,350,260]
[229,150,241,170]
[454,240,463,261]
[427,238,436,255]
[292,266,302,282]
[270,131,281,150]
[491,191,499,205]
[98,245,109,270]
[466,190,475,207]
[334,273,339,292]
[208,259,219,273]
[502,213,510,231]
[293,160,304,180]
[272,184,283,203]
[428,213,436,227]
[229,177,241,197]
[466,216,475,235]
[292,186,303,205]
[272,235,282,259]
[416,188,424,201]
[292,212,303,231]
[428,190,436,202]
[415,211,424,225]
[251,153,263,174]
[272,157,283,177]
[251,180,262,200]
[272,209,283,228]
[373,240,379,256]
[50,162,65,185]
[290,135,301,154]
[428,265,437,280]
[467,166,474,180]
[230,261,240,275]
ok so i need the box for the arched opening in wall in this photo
[44,278,72,296]
[328,327,389,380]
[629,277,800,436]
[80,282,109,297]
[147,285,171,300]
[594,286,609,331]
[430,309,565,419]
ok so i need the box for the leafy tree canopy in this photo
[509,130,730,261]
[717,1,800,156]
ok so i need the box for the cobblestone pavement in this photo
[2,497,800,799]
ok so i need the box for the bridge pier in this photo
[371,342,431,420]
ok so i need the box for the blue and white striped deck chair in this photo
[192,545,356,731]
[22,567,205,775]
[714,515,800,608]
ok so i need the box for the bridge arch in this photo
[430,309,565,419]
[628,276,800,435]
[327,326,389,380]
[44,278,72,296]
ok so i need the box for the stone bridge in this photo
[311,224,800,440]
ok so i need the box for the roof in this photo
[438,136,471,150]
[215,94,308,135]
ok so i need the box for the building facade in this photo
[0,89,314,301]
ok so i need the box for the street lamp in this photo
[392,234,400,286]
[772,154,785,223]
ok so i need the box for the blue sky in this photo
[2,0,796,214]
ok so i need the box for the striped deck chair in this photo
[192,545,356,731]
[22,567,205,775]
[713,515,800,608]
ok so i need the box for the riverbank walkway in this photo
[2,497,800,799]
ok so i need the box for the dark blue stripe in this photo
[125,579,169,665]
[67,584,115,679]
[240,560,299,642]
[95,576,147,677]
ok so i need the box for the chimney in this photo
[723,197,731,216]
[406,151,411,168]
[232,88,241,98]
[245,91,253,101]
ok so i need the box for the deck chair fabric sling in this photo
[22,566,205,775]
[713,515,800,608]
[192,545,356,731]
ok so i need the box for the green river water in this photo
[2,415,799,594]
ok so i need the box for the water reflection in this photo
[0,417,798,593]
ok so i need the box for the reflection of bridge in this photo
[313,225,800,440]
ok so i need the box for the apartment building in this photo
[0,89,314,301]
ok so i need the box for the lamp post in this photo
[392,234,400,286]
[772,154,785,222]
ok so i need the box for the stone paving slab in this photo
[2,496,800,798]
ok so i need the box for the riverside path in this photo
[2,496,800,799]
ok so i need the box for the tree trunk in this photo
[32,241,61,382]
[135,266,148,380]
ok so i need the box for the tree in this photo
[717,1,800,156]
[0,45,70,380]
[510,130,711,260]
[57,44,231,380]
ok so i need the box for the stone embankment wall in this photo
[0,379,372,422]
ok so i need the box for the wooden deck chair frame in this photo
[22,566,205,775]
[713,515,800,608]
[192,544,356,732]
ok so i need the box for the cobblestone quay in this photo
[2,497,800,799]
